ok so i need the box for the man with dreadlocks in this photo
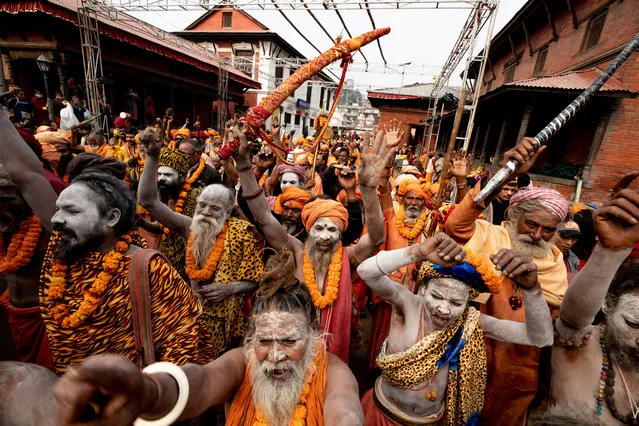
[138,125,263,359]
[52,249,364,426]
[235,124,389,363]
[0,114,212,373]
[357,232,553,425]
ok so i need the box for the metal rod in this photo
[474,32,639,204]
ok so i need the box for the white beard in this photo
[190,214,225,268]
[245,334,318,425]
[306,236,338,291]
[508,224,553,259]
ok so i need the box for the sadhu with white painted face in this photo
[52,249,364,426]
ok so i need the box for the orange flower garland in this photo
[0,214,42,274]
[396,207,429,241]
[47,234,132,328]
[185,223,228,282]
[254,347,321,426]
[303,243,342,309]
[160,157,206,235]
[463,249,503,294]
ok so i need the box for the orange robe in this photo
[227,346,328,425]
[84,144,114,158]
[444,184,567,425]
[320,249,352,363]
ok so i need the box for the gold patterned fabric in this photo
[199,217,264,359]
[39,233,214,374]
[376,308,486,426]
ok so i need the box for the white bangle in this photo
[134,362,190,426]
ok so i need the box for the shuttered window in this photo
[533,47,548,77]
[582,10,607,51]
[222,12,232,28]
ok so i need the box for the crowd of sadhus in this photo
[1,104,639,426]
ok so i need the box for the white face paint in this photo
[308,217,341,253]
[423,278,469,330]
[605,291,639,373]
[253,311,309,373]
[157,166,181,187]
[280,172,302,191]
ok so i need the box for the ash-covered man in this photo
[235,125,390,363]
[444,137,569,424]
[138,125,264,359]
[532,173,639,425]
[358,233,553,425]
[52,250,364,426]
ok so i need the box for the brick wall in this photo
[190,8,266,32]
[377,106,431,147]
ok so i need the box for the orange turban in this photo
[301,199,348,232]
[170,128,191,139]
[294,151,313,166]
[397,179,429,201]
[273,186,313,214]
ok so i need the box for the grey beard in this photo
[404,205,423,220]
[306,237,337,291]
[508,225,552,259]
[246,332,320,425]
[190,215,225,269]
[606,327,639,374]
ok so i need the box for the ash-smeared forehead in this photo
[254,311,309,341]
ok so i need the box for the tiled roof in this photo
[368,83,462,100]
[505,68,634,93]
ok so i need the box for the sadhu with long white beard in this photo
[233,124,390,363]
[357,232,554,425]
[137,124,264,359]
[52,249,364,426]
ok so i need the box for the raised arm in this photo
[53,349,247,425]
[557,176,639,337]
[234,126,302,253]
[137,123,191,239]
[445,138,545,243]
[480,249,553,347]
[450,149,471,204]
[357,233,467,308]
[0,112,56,231]
[348,130,393,267]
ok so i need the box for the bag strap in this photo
[128,248,167,369]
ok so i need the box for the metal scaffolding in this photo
[424,0,499,154]
[76,1,109,130]
[108,0,496,11]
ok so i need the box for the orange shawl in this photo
[226,346,329,425]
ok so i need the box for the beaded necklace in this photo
[597,327,639,424]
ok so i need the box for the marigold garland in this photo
[254,347,321,426]
[0,214,42,274]
[160,156,206,235]
[185,222,228,282]
[395,207,429,241]
[303,242,342,309]
[463,249,503,294]
[47,234,132,328]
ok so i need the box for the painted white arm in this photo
[357,247,420,306]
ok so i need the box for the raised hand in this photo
[450,149,471,179]
[232,125,251,166]
[358,130,395,188]
[491,249,538,289]
[138,119,163,157]
[414,232,467,267]
[594,171,639,249]
[338,168,357,190]
[54,355,153,426]
[503,137,546,175]
[384,119,405,148]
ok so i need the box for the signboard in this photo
[296,99,310,110]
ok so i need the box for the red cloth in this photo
[44,169,68,195]
[368,302,392,368]
[320,249,352,363]
[361,389,395,426]
[0,291,55,371]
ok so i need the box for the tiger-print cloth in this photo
[39,232,214,374]
[376,307,486,425]
[199,217,264,359]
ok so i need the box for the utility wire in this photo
[323,0,369,65]
[363,0,387,64]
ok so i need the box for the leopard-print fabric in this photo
[199,217,264,359]
[376,307,486,425]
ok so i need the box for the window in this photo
[533,46,548,77]
[504,63,517,83]
[222,12,232,28]
[233,50,253,76]
[284,112,292,124]
[306,85,312,103]
[582,10,607,51]
[319,87,325,108]
[326,89,332,109]
[294,114,301,125]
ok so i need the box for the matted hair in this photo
[605,259,639,308]
[248,249,318,335]
[70,172,136,235]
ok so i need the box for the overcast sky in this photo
[131,0,527,90]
